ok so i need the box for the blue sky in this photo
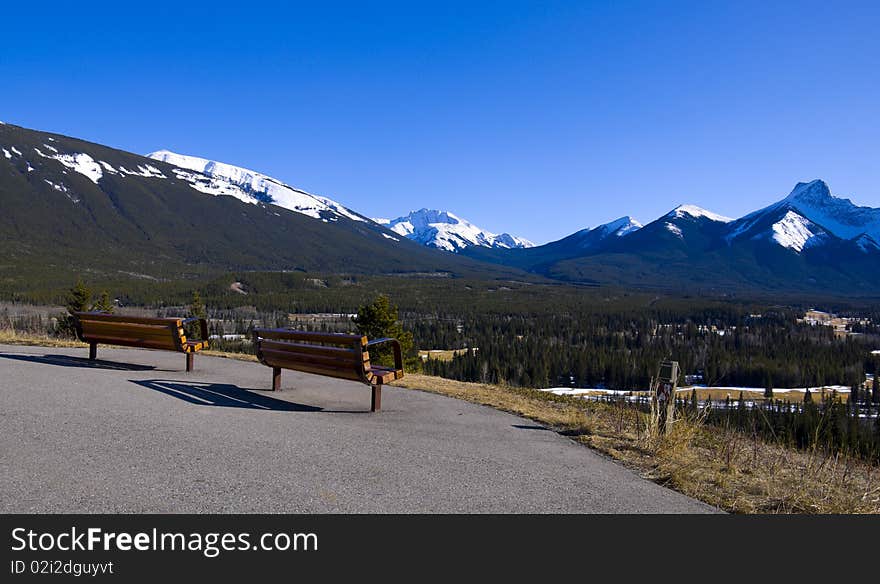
[2,1,878,244]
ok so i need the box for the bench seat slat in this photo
[255,328,365,347]
[75,313,182,326]
[81,323,178,340]
[82,337,180,351]
[259,348,368,371]
[268,360,366,382]
[259,339,368,362]
[81,332,181,347]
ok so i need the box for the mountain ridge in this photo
[376,208,534,252]
[2,121,879,295]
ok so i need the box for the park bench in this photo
[252,328,404,411]
[73,312,209,371]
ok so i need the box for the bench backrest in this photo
[253,328,371,384]
[74,312,186,352]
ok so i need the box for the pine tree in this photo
[66,278,92,316]
[92,291,114,313]
[186,291,207,339]
[352,294,414,369]
[58,278,93,339]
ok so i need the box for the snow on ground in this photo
[381,233,400,242]
[2,148,9,159]
[545,387,632,396]
[538,385,851,397]
[11,147,21,156]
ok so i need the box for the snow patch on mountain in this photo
[669,204,732,223]
[725,179,880,253]
[379,209,534,252]
[148,150,365,224]
[596,216,642,237]
[2,148,9,159]
[768,211,827,252]
[34,150,104,184]
[665,222,683,238]
[782,180,880,242]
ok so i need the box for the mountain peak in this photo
[379,208,533,252]
[597,216,642,236]
[668,204,732,223]
[784,179,833,204]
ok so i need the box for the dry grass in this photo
[0,330,86,348]
[201,350,258,362]
[417,349,473,362]
[4,332,878,513]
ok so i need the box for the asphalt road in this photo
[0,344,717,513]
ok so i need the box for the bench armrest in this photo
[181,317,209,340]
[366,337,403,371]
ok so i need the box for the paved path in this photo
[0,344,717,513]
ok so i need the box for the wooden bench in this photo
[252,328,404,411]
[73,312,209,371]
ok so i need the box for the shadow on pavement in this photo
[512,424,552,431]
[131,379,324,412]
[0,352,155,371]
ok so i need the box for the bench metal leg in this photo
[272,367,281,391]
[89,342,97,361]
[371,384,382,412]
[185,353,194,372]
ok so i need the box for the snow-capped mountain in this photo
[593,216,643,238]
[0,122,503,278]
[463,178,880,293]
[376,209,534,252]
[4,118,880,294]
[667,204,732,223]
[147,150,368,224]
[550,216,642,250]
[726,180,880,253]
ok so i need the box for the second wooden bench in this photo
[252,328,404,411]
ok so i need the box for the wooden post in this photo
[655,360,679,435]
[89,342,97,360]
[272,367,281,391]
[371,384,382,412]
[185,353,194,372]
